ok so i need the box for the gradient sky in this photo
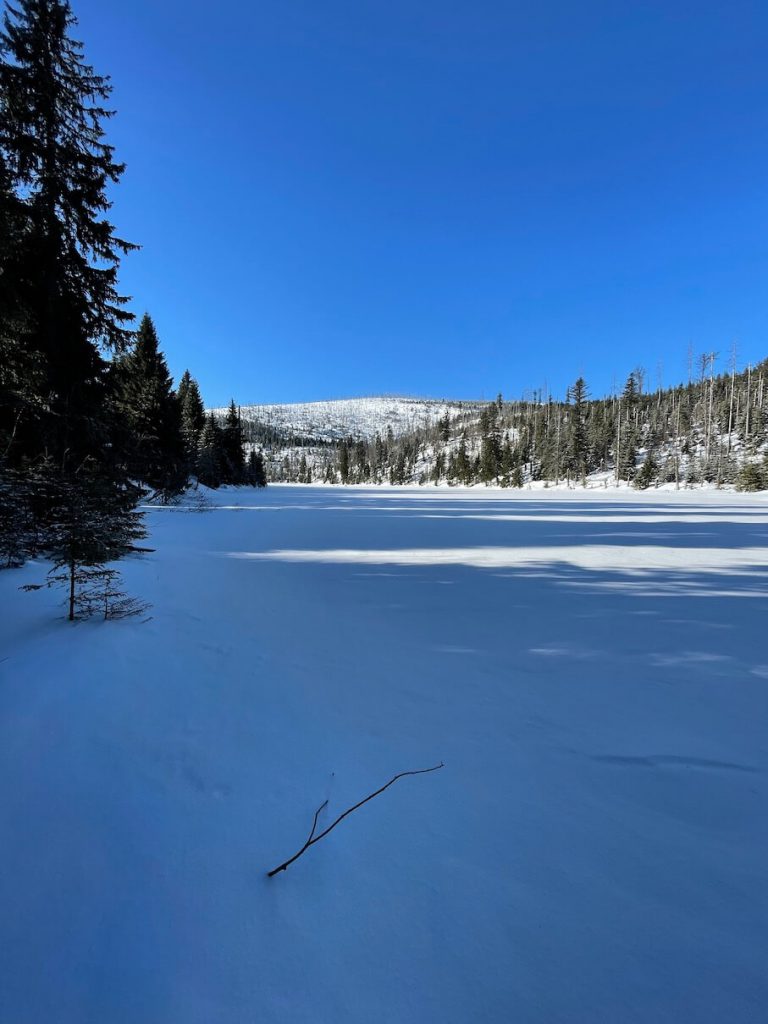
[73,0,768,406]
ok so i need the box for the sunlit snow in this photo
[1,485,766,1023]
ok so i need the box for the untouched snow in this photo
[1,486,768,1023]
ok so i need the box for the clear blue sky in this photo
[74,0,768,406]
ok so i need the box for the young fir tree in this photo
[23,457,146,620]
[111,314,186,495]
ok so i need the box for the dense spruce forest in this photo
[236,360,768,490]
[0,0,259,618]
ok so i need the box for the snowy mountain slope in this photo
[2,486,768,1022]
[212,395,478,442]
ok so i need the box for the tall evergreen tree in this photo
[111,313,185,494]
[178,370,205,471]
[0,0,137,461]
[564,377,590,481]
[221,399,245,483]
[197,414,224,488]
[0,0,145,603]
[247,449,267,487]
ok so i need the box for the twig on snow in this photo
[267,763,444,877]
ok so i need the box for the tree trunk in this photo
[68,559,76,621]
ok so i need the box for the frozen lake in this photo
[2,485,767,1022]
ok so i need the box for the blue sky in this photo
[75,0,768,405]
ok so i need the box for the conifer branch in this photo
[267,763,444,877]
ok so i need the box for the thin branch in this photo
[267,763,444,878]
[307,799,329,844]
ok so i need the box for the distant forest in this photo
[247,360,768,490]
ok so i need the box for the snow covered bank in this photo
[1,486,767,1022]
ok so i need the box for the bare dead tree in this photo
[267,763,444,877]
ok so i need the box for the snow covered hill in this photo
[212,395,478,443]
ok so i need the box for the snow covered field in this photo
[2,486,767,1023]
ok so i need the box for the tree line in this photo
[261,361,768,490]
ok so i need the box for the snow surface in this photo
[2,486,768,1023]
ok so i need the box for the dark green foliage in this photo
[178,370,205,469]
[247,449,267,487]
[338,442,350,484]
[617,426,638,481]
[197,415,224,488]
[0,0,154,620]
[0,0,137,465]
[22,457,145,620]
[221,400,246,483]
[633,449,658,489]
[111,314,186,495]
[0,463,33,566]
[736,461,766,492]
[450,437,472,485]
[389,448,407,485]
[564,377,590,479]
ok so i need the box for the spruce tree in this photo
[247,449,267,487]
[338,442,350,484]
[1,0,144,597]
[197,415,224,488]
[454,437,471,485]
[0,0,137,461]
[111,313,186,495]
[564,377,590,481]
[633,449,658,489]
[23,457,145,620]
[736,461,766,492]
[178,371,205,471]
[221,399,245,483]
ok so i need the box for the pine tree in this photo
[111,313,186,495]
